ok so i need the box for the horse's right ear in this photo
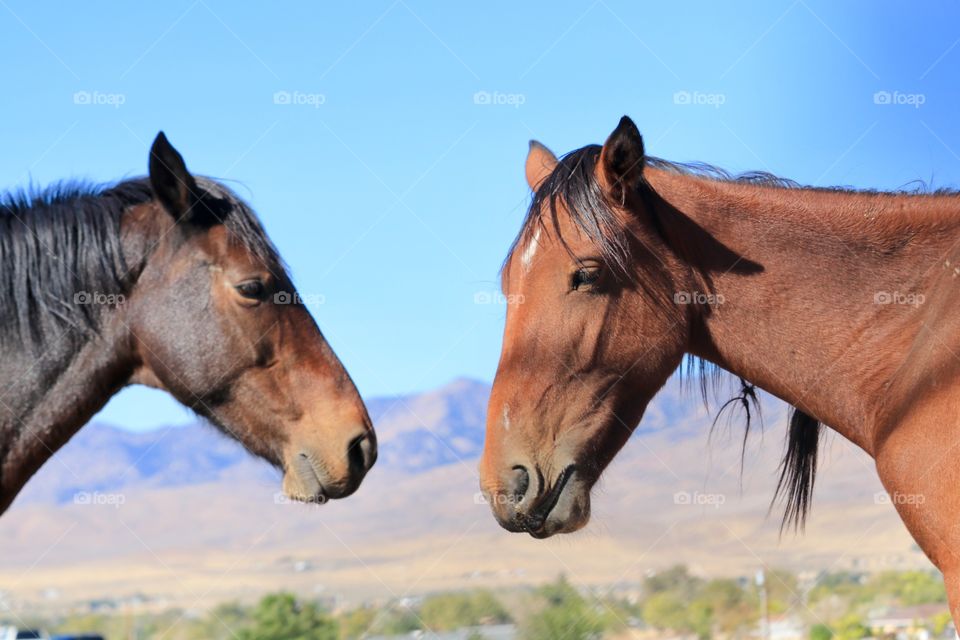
[525,140,558,191]
[149,132,200,220]
[599,116,645,203]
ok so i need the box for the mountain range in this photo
[0,377,928,615]
[14,377,492,507]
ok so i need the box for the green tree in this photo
[699,578,757,634]
[374,609,422,636]
[642,591,690,632]
[644,565,703,601]
[765,569,800,614]
[420,590,511,631]
[810,623,834,640]
[932,611,953,636]
[686,598,714,639]
[867,571,947,606]
[338,606,377,640]
[832,614,870,640]
[638,569,761,638]
[237,592,337,640]
[522,576,604,640]
[808,572,864,605]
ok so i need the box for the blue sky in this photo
[3,1,960,430]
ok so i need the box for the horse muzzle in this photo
[483,463,591,538]
[281,427,377,503]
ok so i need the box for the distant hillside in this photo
[15,421,264,506]
[0,376,927,616]
[365,378,489,472]
[17,378,492,506]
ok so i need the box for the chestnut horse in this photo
[0,133,376,515]
[480,116,960,622]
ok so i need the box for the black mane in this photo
[0,176,283,349]
[508,145,960,280]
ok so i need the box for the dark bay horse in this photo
[480,115,960,621]
[0,132,376,514]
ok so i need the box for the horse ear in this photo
[525,140,558,191]
[149,132,200,220]
[599,116,645,202]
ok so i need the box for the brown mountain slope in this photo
[0,378,925,614]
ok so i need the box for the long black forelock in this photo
[506,145,634,280]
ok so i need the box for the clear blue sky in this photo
[3,1,959,430]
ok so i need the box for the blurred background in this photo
[1,1,958,638]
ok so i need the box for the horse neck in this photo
[649,168,960,455]
[0,203,159,512]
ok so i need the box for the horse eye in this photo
[571,266,602,291]
[235,280,266,300]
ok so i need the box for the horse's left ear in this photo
[525,140,558,191]
[148,132,202,221]
[599,116,645,202]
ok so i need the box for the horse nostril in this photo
[509,465,531,505]
[347,432,376,474]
